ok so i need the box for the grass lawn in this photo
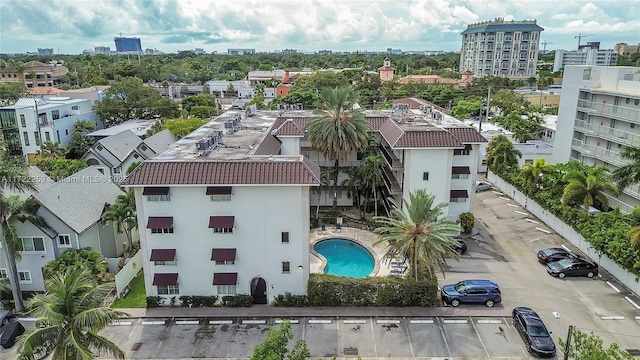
[111,273,147,308]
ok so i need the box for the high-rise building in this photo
[553,46,618,72]
[614,43,640,56]
[37,48,53,56]
[460,18,543,78]
[227,49,255,55]
[554,65,640,212]
[114,37,142,53]
[94,46,111,54]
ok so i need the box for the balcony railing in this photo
[570,139,624,167]
[381,166,402,195]
[577,99,640,123]
[574,119,640,148]
[379,145,403,170]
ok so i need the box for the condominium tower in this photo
[460,18,543,78]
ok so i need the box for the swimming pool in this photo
[313,238,375,278]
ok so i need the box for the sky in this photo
[1,0,639,55]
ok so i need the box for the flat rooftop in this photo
[88,119,157,138]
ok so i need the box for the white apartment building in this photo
[554,65,640,212]
[124,109,484,303]
[460,18,543,78]
[0,97,98,161]
[553,48,618,72]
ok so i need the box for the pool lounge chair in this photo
[321,224,327,234]
[390,257,407,267]
[390,266,408,275]
[335,223,342,233]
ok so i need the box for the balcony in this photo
[574,119,640,148]
[381,166,402,195]
[571,139,624,167]
[379,145,403,170]
[577,99,640,123]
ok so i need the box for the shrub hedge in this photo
[221,294,253,307]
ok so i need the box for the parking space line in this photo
[561,244,571,252]
[507,203,519,207]
[409,319,434,324]
[275,319,299,324]
[469,317,490,357]
[600,316,625,320]
[209,320,233,325]
[635,316,640,320]
[536,227,551,234]
[176,320,199,325]
[515,210,528,215]
[242,319,266,324]
[504,317,527,355]
[525,218,540,224]
[376,319,401,324]
[369,318,378,357]
[443,319,467,324]
[606,281,621,293]
[308,319,332,324]
[403,317,416,357]
[153,318,172,359]
[142,320,166,325]
[436,318,452,358]
[499,196,511,201]
[477,319,502,324]
[111,321,133,326]
[624,296,640,310]
[343,319,367,324]
[491,190,503,195]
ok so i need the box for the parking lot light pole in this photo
[563,325,573,360]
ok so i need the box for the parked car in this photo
[536,247,573,264]
[546,257,599,278]
[0,310,15,327]
[0,321,25,348]
[441,279,502,307]
[512,307,556,357]
[475,180,492,192]
[449,236,467,254]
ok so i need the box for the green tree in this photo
[17,268,129,360]
[0,153,37,312]
[360,155,384,216]
[373,189,462,280]
[250,320,310,360]
[627,207,640,248]
[126,161,142,176]
[451,99,482,120]
[486,135,522,171]
[101,201,137,250]
[165,117,207,138]
[0,82,29,105]
[341,167,364,219]
[36,141,66,160]
[43,248,113,284]
[612,146,640,191]
[561,166,619,218]
[34,158,88,181]
[66,120,96,159]
[519,158,553,187]
[558,327,634,360]
[145,118,166,137]
[490,89,532,116]
[307,87,370,210]
[314,172,331,217]
[181,93,218,114]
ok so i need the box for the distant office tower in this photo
[460,18,543,78]
[114,37,142,53]
[553,46,618,72]
[94,46,111,54]
[38,48,54,55]
[227,49,256,55]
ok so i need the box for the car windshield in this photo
[528,324,550,337]
[556,258,573,267]
[454,282,468,293]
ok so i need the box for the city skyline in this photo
[1,0,639,55]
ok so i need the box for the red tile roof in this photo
[445,127,488,143]
[124,160,320,186]
[272,118,305,136]
[366,117,388,130]
[379,119,464,148]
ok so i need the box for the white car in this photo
[475,181,492,192]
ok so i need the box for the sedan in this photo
[512,307,556,357]
[546,257,598,278]
[537,247,572,264]
[475,180,492,192]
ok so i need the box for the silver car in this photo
[475,180,492,192]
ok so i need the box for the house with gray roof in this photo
[1,167,127,292]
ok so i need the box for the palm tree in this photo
[28,70,37,89]
[612,146,640,191]
[0,154,37,312]
[101,202,137,250]
[341,168,364,219]
[360,155,384,216]
[313,172,330,217]
[561,166,619,219]
[17,268,128,360]
[485,135,510,169]
[307,87,371,210]
[37,141,66,160]
[488,137,522,171]
[520,158,553,187]
[373,189,462,281]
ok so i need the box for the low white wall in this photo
[114,251,143,297]
[487,171,640,296]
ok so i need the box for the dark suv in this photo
[441,280,501,307]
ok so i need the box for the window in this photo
[282,261,291,273]
[154,260,177,265]
[151,228,174,234]
[34,131,40,146]
[423,172,429,181]
[281,232,290,244]
[58,234,71,247]
[71,106,79,110]
[18,271,32,283]
[21,237,45,252]
[23,132,29,146]
[213,227,233,234]
[524,159,533,164]
[140,144,148,151]
[454,144,472,155]
[157,285,179,295]
[215,259,235,265]
[20,114,26,127]
[451,173,469,179]
[207,187,232,201]
[51,110,60,120]
[0,268,7,279]
[210,194,232,201]
[147,194,171,201]
[113,167,121,174]
[44,132,51,142]
[582,69,591,80]
[65,129,69,135]
[217,285,236,295]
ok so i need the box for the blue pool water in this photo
[314,238,374,278]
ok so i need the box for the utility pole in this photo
[574,33,594,49]
[563,325,574,360]
[541,41,553,54]
[480,86,491,133]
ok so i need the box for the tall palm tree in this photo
[17,268,128,360]
[307,87,371,210]
[314,172,331,217]
[489,139,522,171]
[485,135,510,169]
[28,70,37,89]
[612,146,640,191]
[101,202,137,250]
[561,166,619,219]
[520,158,553,187]
[341,168,364,219]
[37,141,66,160]
[360,155,384,216]
[0,154,37,312]
[373,189,462,281]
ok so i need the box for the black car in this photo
[537,247,573,264]
[0,321,25,349]
[512,307,556,357]
[450,236,467,254]
[546,257,598,278]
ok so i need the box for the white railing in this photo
[574,119,640,148]
[577,99,640,123]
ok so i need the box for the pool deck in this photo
[309,226,401,277]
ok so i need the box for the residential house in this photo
[0,60,68,89]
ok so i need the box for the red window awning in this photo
[208,216,234,228]
[452,166,471,175]
[146,217,174,229]
[143,187,170,195]
[206,186,232,195]
[152,273,178,286]
[213,272,238,285]
[450,190,469,198]
[211,249,236,261]
[150,249,176,261]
